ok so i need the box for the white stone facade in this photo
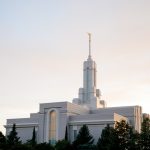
[5,101,142,144]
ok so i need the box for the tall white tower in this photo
[73,34,106,109]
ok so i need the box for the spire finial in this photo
[87,33,91,58]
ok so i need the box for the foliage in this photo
[73,124,94,148]
[115,120,131,150]
[127,127,141,150]
[0,131,6,144]
[78,144,97,150]
[34,142,54,150]
[27,127,37,147]
[31,127,36,146]
[10,144,31,150]
[0,131,6,149]
[7,124,21,146]
[1,119,150,150]
[97,124,119,150]
[65,126,68,141]
[140,118,150,150]
[55,139,71,150]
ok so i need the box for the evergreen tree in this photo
[31,127,36,146]
[97,124,119,150]
[29,127,36,147]
[115,120,131,150]
[7,123,21,146]
[127,127,141,150]
[73,124,94,148]
[0,131,6,148]
[65,126,68,141]
[140,118,150,150]
[26,127,36,147]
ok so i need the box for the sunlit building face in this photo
[49,110,56,145]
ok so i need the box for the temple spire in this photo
[87,33,91,59]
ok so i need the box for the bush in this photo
[78,144,97,150]
[34,142,54,150]
[55,139,71,150]
[10,144,32,150]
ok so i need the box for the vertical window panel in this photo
[49,110,56,145]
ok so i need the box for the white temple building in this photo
[5,35,142,144]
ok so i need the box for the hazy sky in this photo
[0,0,150,133]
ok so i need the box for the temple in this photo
[5,36,142,144]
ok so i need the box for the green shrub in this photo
[34,142,54,150]
[55,139,71,150]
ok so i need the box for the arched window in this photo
[49,110,56,145]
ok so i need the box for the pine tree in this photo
[115,120,131,150]
[140,118,150,150]
[7,123,21,146]
[0,131,6,148]
[26,127,37,147]
[73,124,94,147]
[65,126,68,141]
[127,127,141,150]
[31,127,36,146]
[97,124,119,150]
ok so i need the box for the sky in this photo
[0,0,150,134]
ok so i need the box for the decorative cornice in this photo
[4,123,39,128]
[68,119,115,125]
